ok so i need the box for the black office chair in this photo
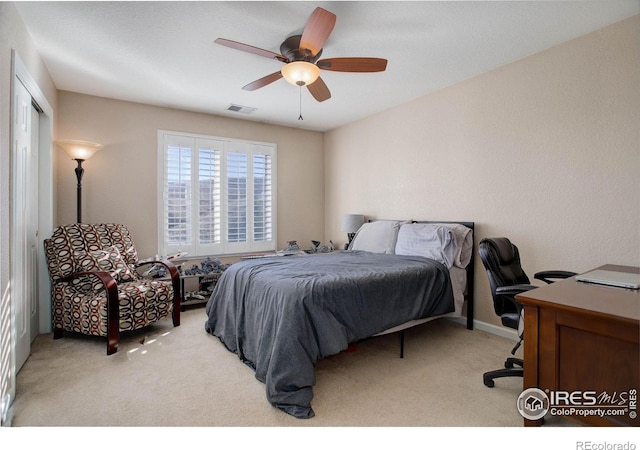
[478,237,576,387]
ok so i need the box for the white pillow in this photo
[430,223,473,268]
[394,223,459,268]
[349,221,407,254]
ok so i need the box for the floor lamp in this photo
[56,139,103,223]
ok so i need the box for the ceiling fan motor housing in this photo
[280,35,323,62]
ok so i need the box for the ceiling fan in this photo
[215,7,388,103]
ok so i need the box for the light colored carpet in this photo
[13,308,526,427]
[9,307,598,447]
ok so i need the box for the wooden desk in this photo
[516,265,639,427]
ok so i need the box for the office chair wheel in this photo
[483,375,495,388]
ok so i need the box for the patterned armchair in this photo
[43,223,181,355]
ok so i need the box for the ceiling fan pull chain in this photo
[298,86,304,120]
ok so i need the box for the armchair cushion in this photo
[74,246,135,283]
[52,277,175,336]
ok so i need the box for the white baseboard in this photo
[447,316,519,341]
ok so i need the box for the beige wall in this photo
[56,92,325,259]
[324,16,640,328]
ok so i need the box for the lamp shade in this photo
[341,214,365,233]
[281,61,320,86]
[56,139,103,160]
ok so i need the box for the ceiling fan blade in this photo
[215,38,288,62]
[307,77,331,102]
[299,7,336,58]
[317,57,388,72]
[242,71,283,91]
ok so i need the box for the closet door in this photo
[29,101,40,342]
[12,76,39,372]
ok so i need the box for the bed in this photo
[204,220,474,418]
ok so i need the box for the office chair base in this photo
[505,357,523,369]
[483,367,523,388]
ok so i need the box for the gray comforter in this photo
[204,250,454,418]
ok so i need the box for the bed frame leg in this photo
[400,331,405,359]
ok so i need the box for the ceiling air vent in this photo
[226,104,257,114]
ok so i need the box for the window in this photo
[158,131,276,257]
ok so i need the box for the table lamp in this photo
[340,214,364,249]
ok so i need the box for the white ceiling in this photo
[15,1,639,132]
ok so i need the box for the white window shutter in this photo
[250,145,276,252]
[162,134,194,256]
[196,138,223,255]
[159,131,276,257]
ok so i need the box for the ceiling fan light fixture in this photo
[281,61,320,86]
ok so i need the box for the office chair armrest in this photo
[496,284,537,297]
[534,270,577,284]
